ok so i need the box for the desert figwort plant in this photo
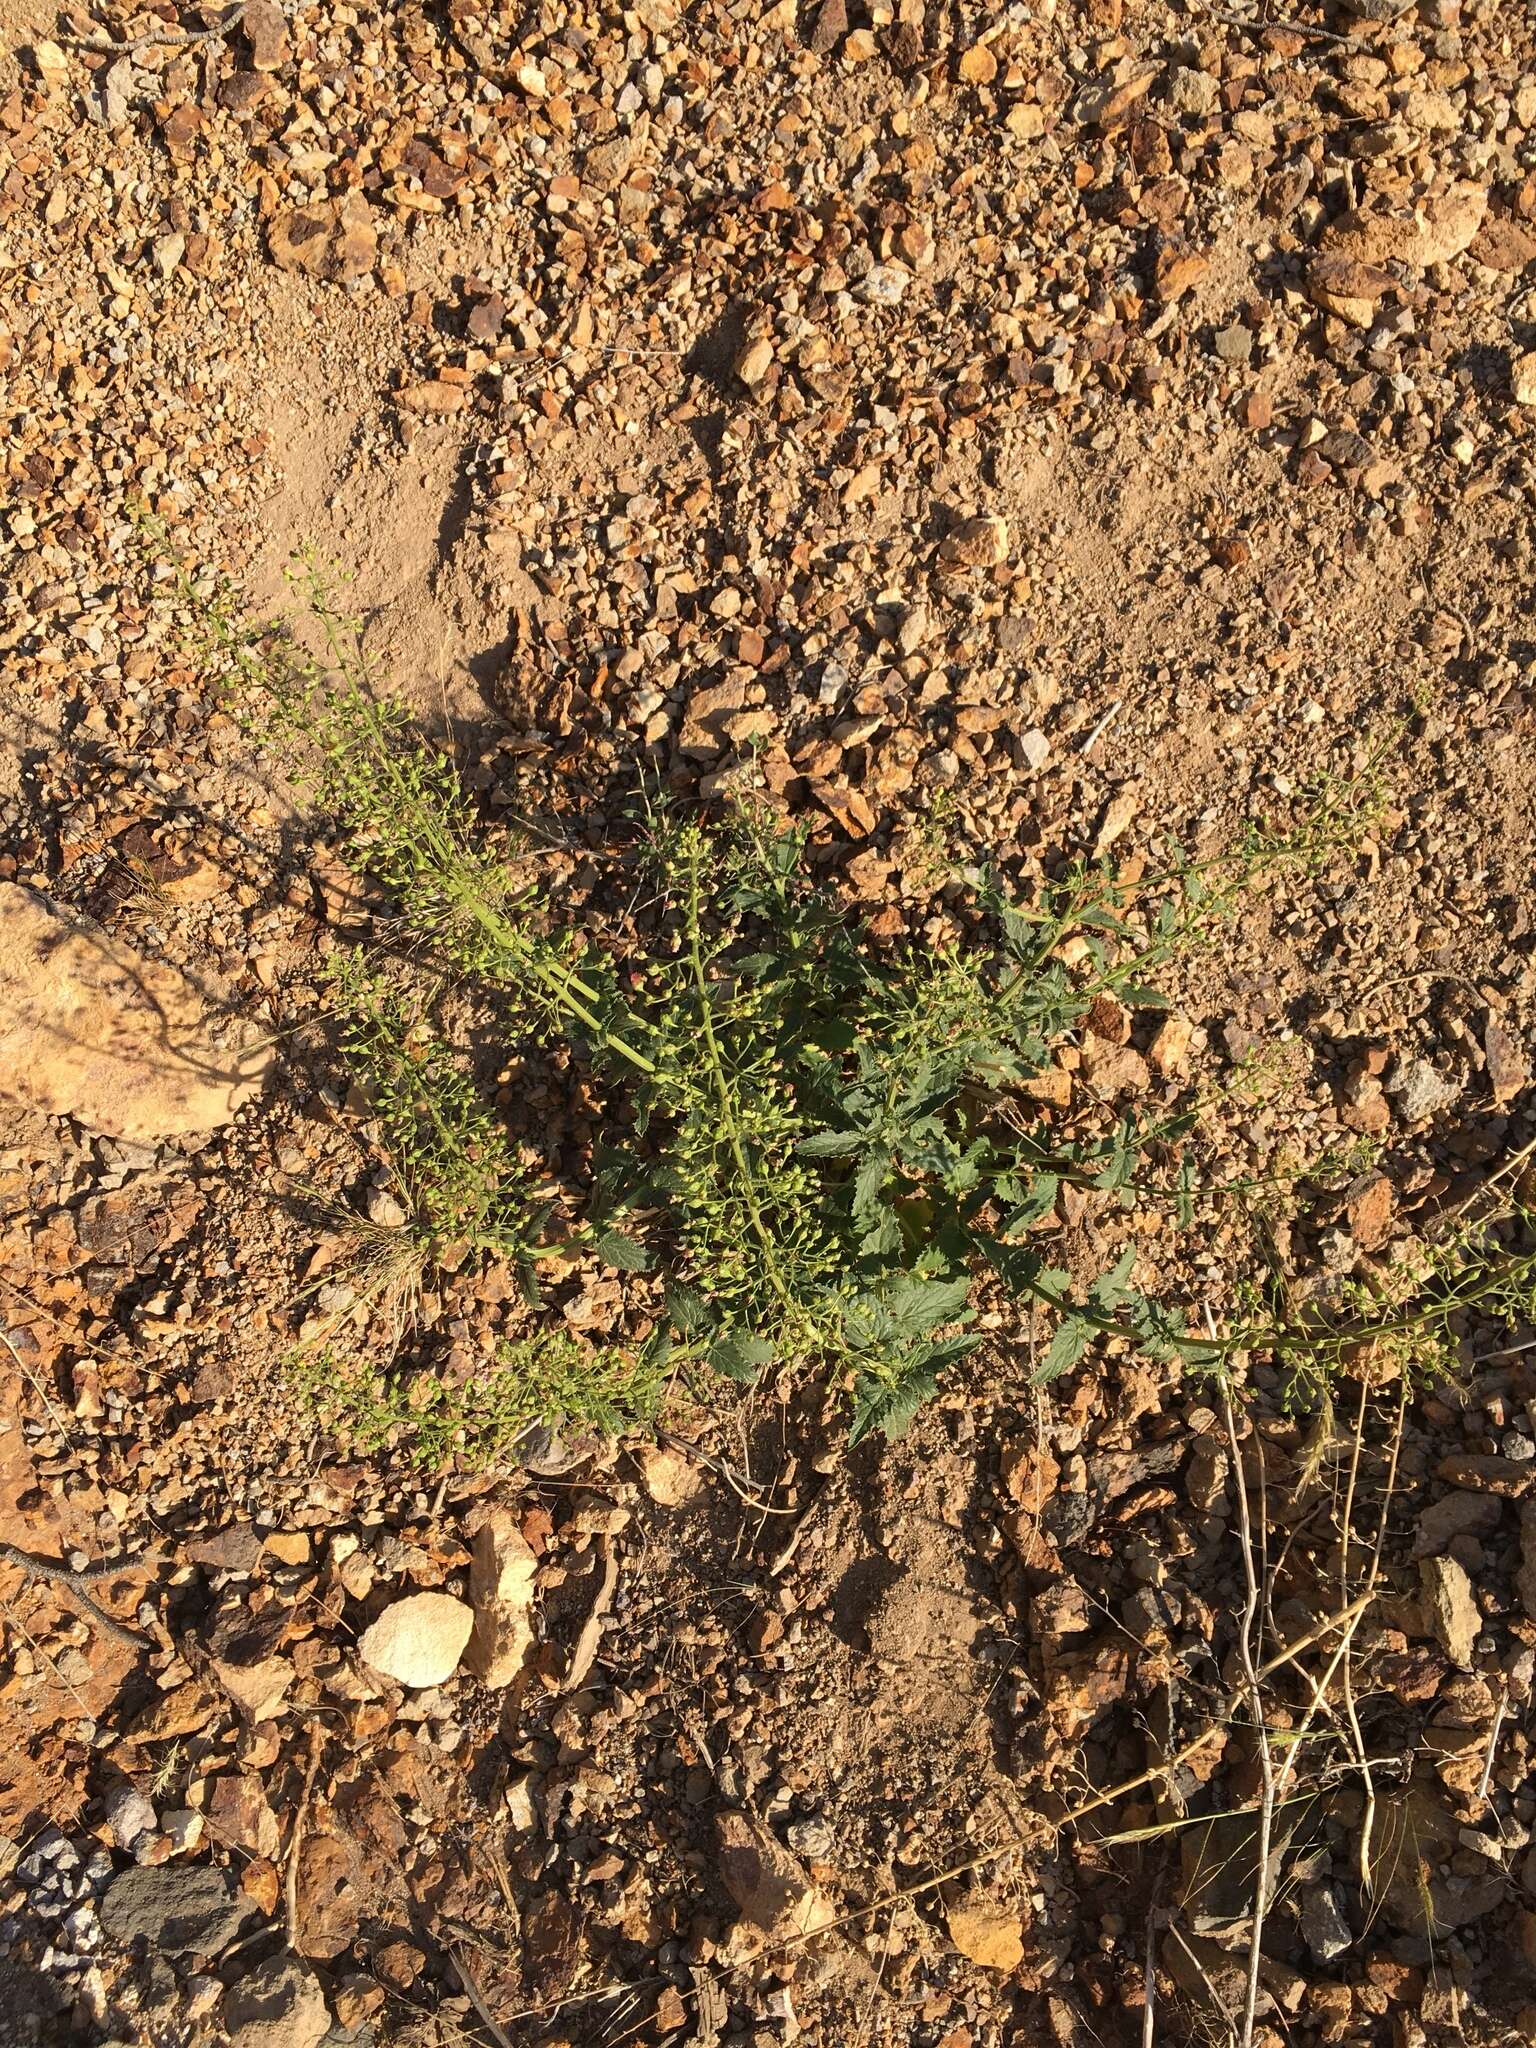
[327,953,551,1274]
[292,1328,670,1469]
[198,551,657,1078]
[1231,1194,1536,1404]
[182,551,1533,1448]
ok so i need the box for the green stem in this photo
[682,843,796,1314]
[304,602,658,1078]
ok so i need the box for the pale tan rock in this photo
[1148,1014,1195,1074]
[946,1895,1025,1971]
[1093,786,1140,856]
[809,778,876,838]
[204,1606,293,1723]
[1397,88,1459,134]
[679,678,749,755]
[224,1953,330,2048]
[1512,351,1536,409]
[463,1512,537,1688]
[633,1442,702,1508]
[1321,181,1487,270]
[1080,1040,1150,1097]
[1074,69,1157,130]
[359,1592,473,1688]
[583,136,633,191]
[1306,254,1395,329]
[397,379,469,416]
[1420,1555,1479,1668]
[1469,218,1536,273]
[733,335,774,385]
[957,45,998,86]
[715,1811,836,1944]
[242,0,290,70]
[30,41,69,89]
[0,883,272,1142]
[938,515,1009,569]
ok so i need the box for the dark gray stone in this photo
[1300,1883,1352,1963]
[101,1863,249,1957]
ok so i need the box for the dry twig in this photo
[1222,1388,1275,2048]
[1272,1380,1404,1899]
[446,1945,518,2048]
[1210,8,1358,49]
[0,1540,151,1651]
[61,2,249,58]
[482,1589,1374,2031]
[284,1721,326,1953]
[1336,1381,1376,1889]
[1475,1696,1507,1807]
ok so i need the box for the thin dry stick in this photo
[1079,698,1123,756]
[446,1945,518,2048]
[1273,1382,1405,1899]
[767,1487,827,1577]
[1336,1379,1375,1887]
[284,1721,325,1952]
[1209,9,1359,50]
[1474,1336,1536,1364]
[61,2,249,57]
[1,1603,101,1720]
[1141,1896,1161,2048]
[1169,1923,1238,2047]
[853,1914,897,2048]
[1256,1594,1372,1682]
[0,1324,77,1448]
[0,1541,151,1651]
[1222,1389,1275,2048]
[658,1429,796,1514]
[1475,1695,1506,1806]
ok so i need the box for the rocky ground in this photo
[3,0,1536,2043]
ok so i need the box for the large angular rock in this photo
[204,1603,293,1722]
[463,1511,537,1689]
[946,1893,1025,1971]
[714,1810,835,1947]
[358,1591,473,1688]
[266,192,376,282]
[1420,1555,1480,1667]
[223,1951,330,2048]
[0,883,272,1141]
[101,1863,249,1956]
[1518,1501,1536,1624]
[1320,182,1487,272]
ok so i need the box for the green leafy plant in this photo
[291,1328,669,1469]
[327,953,550,1274]
[178,551,1532,1452]
[1231,1195,1536,1404]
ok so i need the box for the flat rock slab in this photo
[358,1591,473,1688]
[101,1862,252,1956]
[0,882,273,1141]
